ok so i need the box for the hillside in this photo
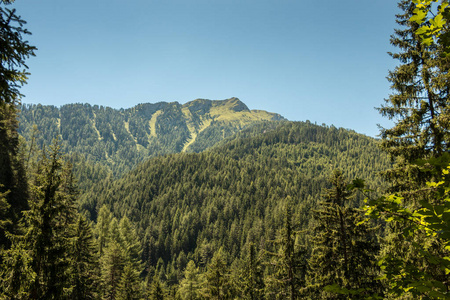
[18,98,284,187]
[81,121,390,280]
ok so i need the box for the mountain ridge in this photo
[18,98,285,179]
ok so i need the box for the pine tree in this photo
[101,240,125,300]
[0,2,36,249]
[240,243,264,300]
[307,170,380,299]
[148,275,165,300]
[118,216,142,273]
[95,205,112,256]
[178,260,201,300]
[265,200,305,300]
[68,215,100,300]
[116,264,142,300]
[204,247,230,300]
[374,1,450,297]
[378,0,450,194]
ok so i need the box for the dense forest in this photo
[1,0,450,299]
[18,98,283,180]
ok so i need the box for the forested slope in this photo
[18,98,284,179]
[82,121,390,284]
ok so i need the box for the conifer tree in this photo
[240,243,264,300]
[0,190,11,234]
[0,238,35,300]
[148,275,165,300]
[373,1,450,297]
[95,205,112,256]
[378,0,450,193]
[0,1,36,248]
[69,215,100,300]
[307,170,380,299]
[178,260,201,300]
[116,264,142,300]
[204,247,230,300]
[18,139,78,299]
[118,216,143,273]
[101,240,125,300]
[265,200,305,300]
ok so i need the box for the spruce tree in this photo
[178,260,201,300]
[16,139,79,299]
[68,215,100,300]
[265,200,305,300]
[378,0,450,193]
[0,238,35,299]
[0,1,36,249]
[95,204,112,256]
[118,216,143,273]
[148,275,165,300]
[240,243,264,300]
[204,247,230,300]
[307,170,380,299]
[374,1,450,297]
[116,264,142,300]
[101,240,125,300]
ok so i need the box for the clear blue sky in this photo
[10,0,399,137]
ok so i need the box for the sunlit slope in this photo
[82,121,389,269]
[18,98,284,176]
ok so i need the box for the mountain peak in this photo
[221,97,249,112]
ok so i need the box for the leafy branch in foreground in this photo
[359,160,450,299]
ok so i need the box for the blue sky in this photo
[10,0,399,137]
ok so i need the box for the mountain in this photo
[18,98,284,180]
[81,120,390,274]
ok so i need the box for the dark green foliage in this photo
[0,239,35,300]
[0,4,35,247]
[87,121,388,283]
[0,190,11,233]
[239,243,264,300]
[101,240,125,300]
[18,99,283,184]
[373,1,450,298]
[178,260,202,300]
[0,103,29,230]
[0,4,36,105]
[1,139,82,299]
[204,248,230,300]
[69,215,100,300]
[265,201,305,300]
[95,204,113,256]
[116,264,142,300]
[23,140,78,299]
[148,276,166,300]
[97,210,144,300]
[307,170,381,299]
[378,0,450,195]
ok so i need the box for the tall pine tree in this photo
[378,0,450,194]
[68,215,101,300]
[24,140,78,299]
[373,1,450,297]
[0,0,36,249]
[265,200,305,300]
[178,260,202,300]
[307,170,380,299]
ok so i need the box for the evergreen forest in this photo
[1,0,450,299]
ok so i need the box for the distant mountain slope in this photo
[18,98,284,178]
[82,121,390,271]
